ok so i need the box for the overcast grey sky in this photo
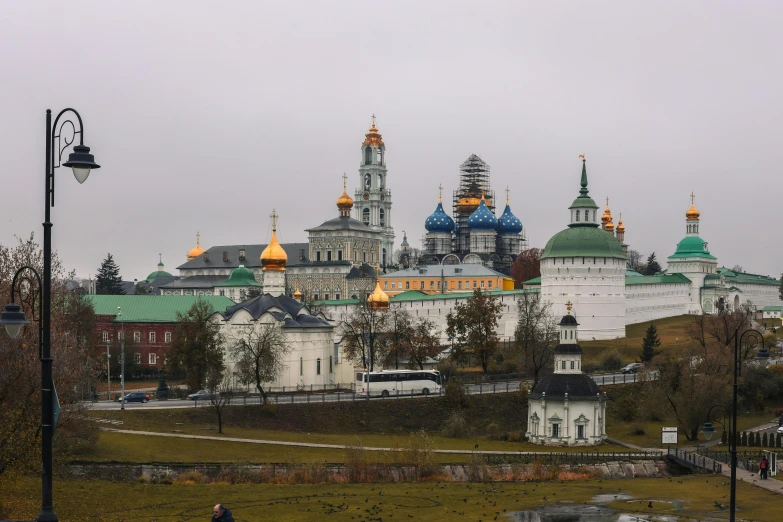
[1,1,781,281]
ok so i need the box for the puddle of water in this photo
[507,506,694,522]
[591,493,633,503]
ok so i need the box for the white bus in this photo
[355,369,442,398]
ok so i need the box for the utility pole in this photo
[106,340,111,400]
[118,307,125,410]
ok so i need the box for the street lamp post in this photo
[700,326,768,522]
[0,108,99,522]
[106,340,111,400]
[118,306,125,410]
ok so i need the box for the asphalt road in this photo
[88,370,652,411]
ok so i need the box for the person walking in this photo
[759,456,769,480]
[212,504,235,522]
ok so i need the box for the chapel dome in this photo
[187,233,205,260]
[467,197,498,230]
[425,202,455,233]
[541,226,627,260]
[616,218,625,233]
[496,204,523,234]
[671,236,715,259]
[686,203,700,221]
[337,188,354,211]
[362,114,384,147]
[146,264,172,282]
[218,264,261,287]
[528,373,601,400]
[367,281,390,309]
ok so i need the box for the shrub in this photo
[601,349,622,370]
[403,429,438,480]
[613,391,639,422]
[631,425,646,436]
[721,430,727,446]
[173,471,206,485]
[441,412,471,438]
[486,422,501,440]
[444,378,469,409]
[262,402,278,416]
[741,432,747,446]
[762,432,769,447]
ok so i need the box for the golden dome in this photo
[187,232,205,260]
[362,114,384,147]
[293,288,303,300]
[336,173,353,210]
[686,192,700,221]
[616,214,625,233]
[606,219,615,232]
[601,197,612,224]
[261,210,288,271]
[367,280,390,309]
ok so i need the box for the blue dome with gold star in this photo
[497,204,523,234]
[425,202,455,233]
[467,198,498,230]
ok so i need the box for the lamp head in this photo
[0,303,30,339]
[63,144,100,184]
[700,421,716,441]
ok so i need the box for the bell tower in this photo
[355,114,395,267]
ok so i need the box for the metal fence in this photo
[667,447,723,473]
[695,448,760,471]
[484,450,663,465]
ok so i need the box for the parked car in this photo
[115,392,150,403]
[621,363,642,374]
[778,425,783,435]
[186,390,212,401]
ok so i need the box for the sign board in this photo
[52,384,61,433]
[661,427,678,445]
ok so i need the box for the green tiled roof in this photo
[667,236,716,260]
[625,274,692,285]
[762,305,783,312]
[145,269,173,282]
[315,288,539,306]
[88,295,235,323]
[522,276,541,285]
[541,226,626,260]
[625,269,643,277]
[718,267,779,286]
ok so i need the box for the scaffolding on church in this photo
[452,154,495,254]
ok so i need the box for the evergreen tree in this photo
[96,253,125,295]
[134,283,150,295]
[762,432,768,447]
[644,252,661,275]
[640,322,662,362]
[779,273,783,301]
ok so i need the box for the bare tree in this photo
[384,307,414,369]
[626,249,645,273]
[406,318,442,370]
[514,292,559,388]
[206,366,233,434]
[340,302,390,371]
[229,322,290,404]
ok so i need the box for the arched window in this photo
[362,208,370,225]
[585,210,590,221]
[570,330,573,339]
[562,360,566,369]
[570,361,575,370]
[316,358,321,375]
[329,356,333,373]
[382,248,387,266]
[575,210,580,222]
[378,173,384,189]
[365,147,372,165]
[300,357,303,376]
[379,208,385,226]
[377,148,383,165]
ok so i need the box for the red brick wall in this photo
[94,315,176,370]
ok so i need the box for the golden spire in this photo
[337,173,354,213]
[616,212,625,233]
[438,183,443,203]
[362,114,384,147]
[187,231,205,260]
[261,209,288,271]
[293,287,302,300]
[367,280,390,310]
[686,192,700,221]
[601,197,612,224]
[505,186,510,205]
[566,301,573,315]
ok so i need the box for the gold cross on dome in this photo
[438,183,443,202]
[371,113,376,127]
[270,209,279,231]
[565,300,573,314]
[505,186,510,204]
[690,191,695,204]
[196,231,200,246]
[578,153,585,160]
[342,172,348,190]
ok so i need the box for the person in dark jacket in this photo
[212,504,235,522]
[759,456,769,480]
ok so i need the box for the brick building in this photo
[89,295,234,374]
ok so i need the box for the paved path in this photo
[100,427,655,457]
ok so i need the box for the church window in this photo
[219,289,225,296]
[300,357,303,376]
[562,360,566,369]
[570,330,573,339]
[365,147,372,165]
[406,281,410,290]
[329,356,333,373]
[575,210,580,222]
[382,248,387,266]
[384,282,388,289]
[338,250,343,261]
[377,149,383,165]
[380,209,385,226]
[229,289,235,298]
[420,281,424,290]
[458,281,462,289]
[316,358,321,375]
[481,280,485,288]
[327,251,332,261]
[362,208,370,225]
[314,294,319,300]
[488,280,493,288]
[472,281,477,288]
[585,210,590,221]
[363,251,367,263]
[324,294,329,300]
[570,361,575,369]
[316,252,321,262]
[437,281,441,289]
[391,282,396,289]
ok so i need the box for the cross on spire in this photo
[566,300,573,315]
[371,113,376,128]
[438,183,443,202]
[690,191,695,204]
[606,196,609,206]
[270,209,279,231]
[505,186,510,205]
[196,231,200,247]
[342,172,348,191]
[158,253,162,264]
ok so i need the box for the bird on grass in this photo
[648,501,653,508]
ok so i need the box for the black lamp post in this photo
[700,326,768,522]
[0,108,99,522]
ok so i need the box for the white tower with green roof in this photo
[539,156,627,340]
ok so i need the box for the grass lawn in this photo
[580,315,696,367]
[2,475,780,522]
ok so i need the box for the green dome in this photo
[146,267,172,282]
[541,227,627,260]
[217,265,262,287]
[668,236,716,259]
